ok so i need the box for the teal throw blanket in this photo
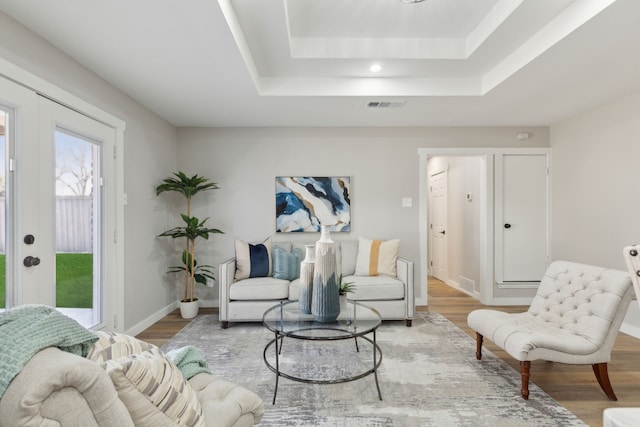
[166,345,212,380]
[0,305,99,397]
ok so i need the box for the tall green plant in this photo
[156,172,223,302]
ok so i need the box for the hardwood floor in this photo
[137,279,640,426]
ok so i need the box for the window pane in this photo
[55,129,99,327]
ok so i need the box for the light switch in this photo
[402,197,413,208]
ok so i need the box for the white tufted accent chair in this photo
[468,260,633,400]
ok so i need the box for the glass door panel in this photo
[55,129,101,328]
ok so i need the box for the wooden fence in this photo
[0,196,93,253]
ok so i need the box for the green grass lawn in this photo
[0,253,93,309]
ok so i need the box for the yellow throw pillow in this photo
[355,237,400,277]
[104,347,204,427]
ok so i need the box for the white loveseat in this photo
[219,239,414,328]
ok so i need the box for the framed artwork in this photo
[275,176,351,232]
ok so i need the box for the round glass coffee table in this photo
[262,300,383,404]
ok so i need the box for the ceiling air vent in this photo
[366,101,406,109]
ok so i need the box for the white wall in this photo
[551,91,640,268]
[551,89,640,336]
[0,12,179,331]
[178,127,549,306]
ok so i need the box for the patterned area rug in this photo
[162,312,586,426]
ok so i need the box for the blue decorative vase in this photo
[311,225,340,322]
[298,245,315,314]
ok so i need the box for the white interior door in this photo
[1,75,116,330]
[430,170,447,282]
[497,153,549,282]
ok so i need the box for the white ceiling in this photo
[0,0,639,127]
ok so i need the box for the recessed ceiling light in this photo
[400,0,426,3]
[369,64,382,73]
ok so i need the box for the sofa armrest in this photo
[397,257,415,320]
[0,347,134,427]
[218,258,236,324]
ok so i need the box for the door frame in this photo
[419,148,493,306]
[0,56,126,331]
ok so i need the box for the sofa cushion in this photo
[235,237,272,280]
[355,237,400,277]
[87,331,157,363]
[273,245,304,280]
[189,373,265,427]
[344,275,405,300]
[104,347,204,427]
[229,277,290,300]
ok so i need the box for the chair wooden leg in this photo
[592,363,618,401]
[520,361,531,400]
[475,333,483,360]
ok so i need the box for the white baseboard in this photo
[126,301,178,337]
[125,298,220,337]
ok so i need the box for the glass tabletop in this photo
[262,300,382,339]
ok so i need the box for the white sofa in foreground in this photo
[0,329,265,427]
[219,238,415,328]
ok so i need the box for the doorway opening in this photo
[426,155,485,302]
[418,148,493,307]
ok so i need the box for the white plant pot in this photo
[179,299,199,319]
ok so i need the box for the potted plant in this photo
[339,275,356,312]
[156,172,223,318]
[339,276,356,296]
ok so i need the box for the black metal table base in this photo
[263,329,383,404]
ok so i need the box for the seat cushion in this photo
[344,275,404,300]
[189,373,264,427]
[288,278,300,301]
[229,277,290,300]
[467,309,602,361]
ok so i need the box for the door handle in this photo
[504,223,511,229]
[439,230,446,235]
[23,256,41,267]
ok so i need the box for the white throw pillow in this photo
[104,347,204,427]
[355,237,400,277]
[87,331,157,363]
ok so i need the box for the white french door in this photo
[1,75,117,330]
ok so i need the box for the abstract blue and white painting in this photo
[275,177,351,232]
